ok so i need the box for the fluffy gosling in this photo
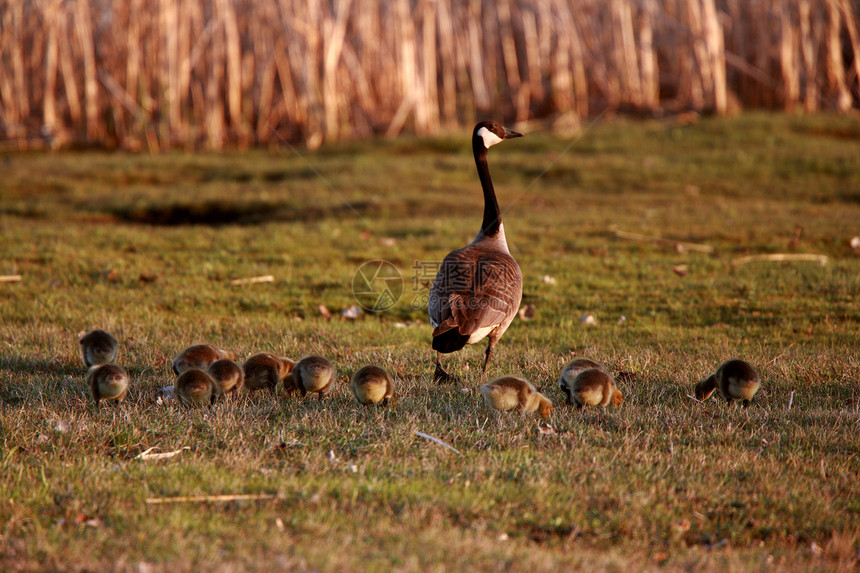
[86,363,129,407]
[350,365,395,407]
[79,329,119,367]
[208,358,245,399]
[567,368,623,409]
[480,376,553,419]
[695,359,761,407]
[286,356,337,399]
[242,353,294,392]
[558,358,608,405]
[172,344,236,375]
[175,368,216,407]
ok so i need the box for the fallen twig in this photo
[415,431,462,456]
[229,275,274,286]
[146,493,276,504]
[135,446,189,461]
[731,253,828,267]
[788,391,795,411]
[0,275,22,283]
[611,228,715,254]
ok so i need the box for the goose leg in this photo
[481,341,495,376]
[318,380,333,400]
[434,353,459,384]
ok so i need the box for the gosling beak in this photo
[504,128,524,139]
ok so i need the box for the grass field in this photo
[1,113,859,571]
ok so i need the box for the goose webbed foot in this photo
[433,362,460,385]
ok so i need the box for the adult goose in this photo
[429,121,523,383]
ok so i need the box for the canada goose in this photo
[567,368,623,409]
[480,376,552,418]
[350,365,396,407]
[174,368,216,407]
[208,358,245,399]
[285,356,337,399]
[79,329,119,367]
[429,121,524,383]
[172,344,236,375]
[86,363,129,407]
[695,359,761,407]
[558,358,608,405]
[242,353,294,393]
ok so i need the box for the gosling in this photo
[208,358,245,399]
[242,353,294,392]
[86,363,130,407]
[350,365,395,407]
[480,376,553,419]
[566,368,623,409]
[695,359,761,407]
[558,358,608,405]
[286,356,336,399]
[172,344,236,375]
[175,368,216,407]
[79,329,119,367]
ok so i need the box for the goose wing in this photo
[429,246,523,338]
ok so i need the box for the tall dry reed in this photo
[0,0,858,150]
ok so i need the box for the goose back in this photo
[429,238,522,353]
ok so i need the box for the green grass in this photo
[1,113,859,571]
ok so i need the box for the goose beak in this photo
[504,128,523,139]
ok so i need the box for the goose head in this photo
[473,121,523,150]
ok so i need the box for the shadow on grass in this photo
[107,199,377,226]
[0,356,84,405]
[0,356,81,378]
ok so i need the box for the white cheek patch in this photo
[477,126,504,149]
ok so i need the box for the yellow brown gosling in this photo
[86,363,129,408]
[568,368,623,409]
[696,359,761,407]
[242,353,294,393]
[350,365,396,407]
[480,376,553,418]
[558,358,608,405]
[207,358,245,399]
[172,344,236,375]
[79,329,119,367]
[286,356,337,399]
[174,368,216,407]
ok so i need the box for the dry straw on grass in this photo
[0,0,858,151]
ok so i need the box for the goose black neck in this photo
[473,138,502,237]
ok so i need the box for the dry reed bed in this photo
[0,0,858,150]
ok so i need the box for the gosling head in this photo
[537,393,554,419]
[694,374,717,401]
